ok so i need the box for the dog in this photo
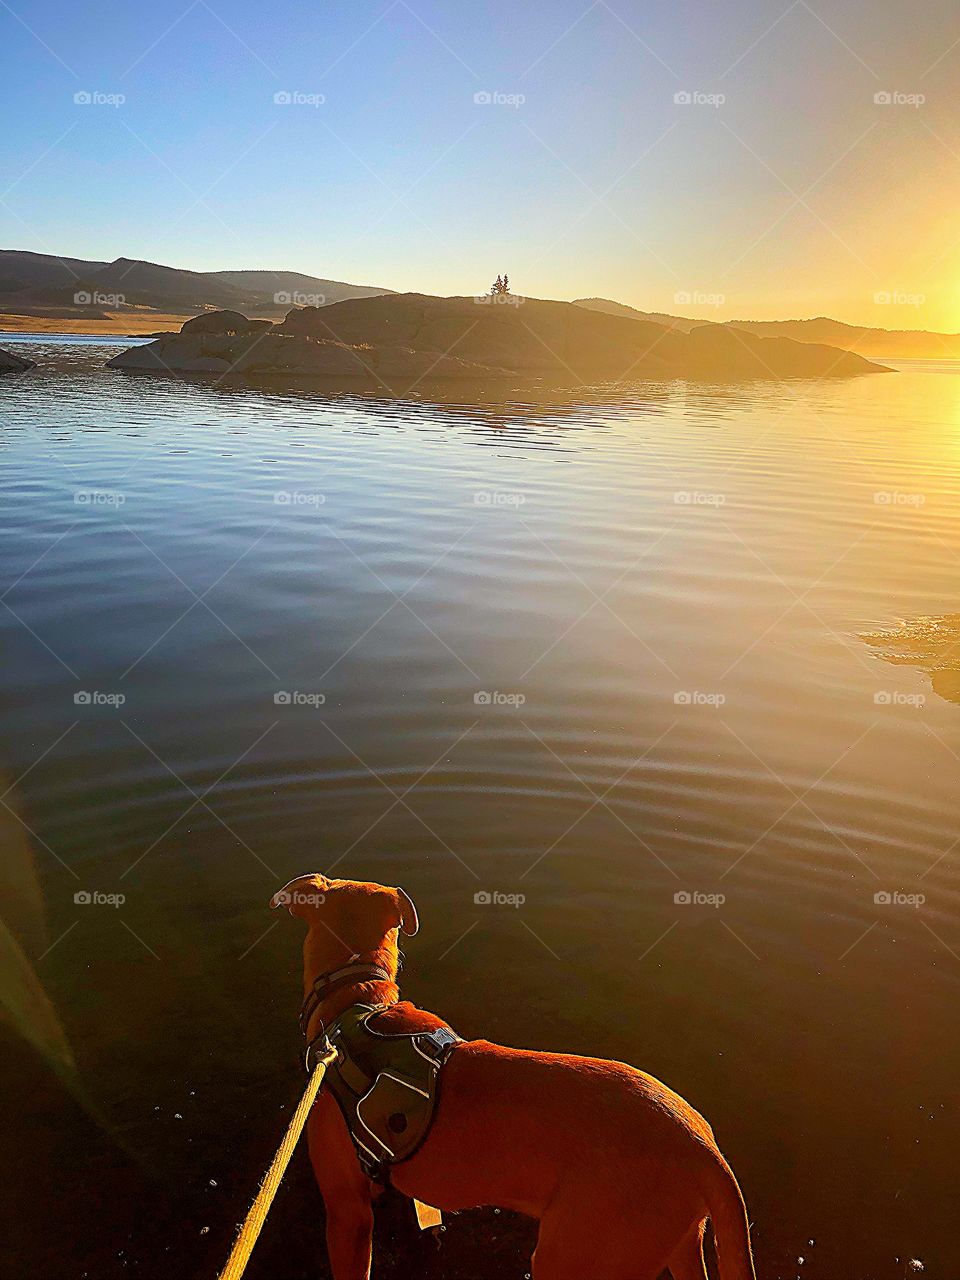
[271,874,756,1280]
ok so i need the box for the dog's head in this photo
[270,873,419,986]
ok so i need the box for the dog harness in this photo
[308,1002,461,1183]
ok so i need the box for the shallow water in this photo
[1,337,958,1278]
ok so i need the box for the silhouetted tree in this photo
[490,273,511,296]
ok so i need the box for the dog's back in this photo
[392,1039,753,1280]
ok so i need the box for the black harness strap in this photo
[298,961,393,1039]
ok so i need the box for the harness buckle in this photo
[416,1026,459,1060]
[304,1033,336,1075]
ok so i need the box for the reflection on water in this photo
[1,338,959,1279]
[863,615,960,705]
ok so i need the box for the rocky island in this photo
[0,346,37,375]
[106,293,892,388]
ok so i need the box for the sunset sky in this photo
[3,0,960,328]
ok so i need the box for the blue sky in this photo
[3,0,960,325]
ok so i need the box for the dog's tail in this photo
[698,1149,756,1280]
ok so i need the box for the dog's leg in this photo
[668,1219,709,1280]
[322,1198,374,1280]
[307,1095,376,1280]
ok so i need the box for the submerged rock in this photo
[862,615,960,705]
[0,346,37,375]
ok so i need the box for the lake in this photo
[1,335,957,1279]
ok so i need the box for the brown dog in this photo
[271,874,756,1280]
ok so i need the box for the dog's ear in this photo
[270,874,328,919]
[396,886,419,936]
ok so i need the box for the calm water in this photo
[1,337,958,1280]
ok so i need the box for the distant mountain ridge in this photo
[574,297,703,332]
[0,250,393,319]
[575,297,960,359]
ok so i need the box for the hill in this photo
[0,251,393,329]
[0,249,108,294]
[574,296,960,359]
[208,270,390,306]
[574,297,702,332]
[726,316,960,359]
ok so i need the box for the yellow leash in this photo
[218,1045,337,1280]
